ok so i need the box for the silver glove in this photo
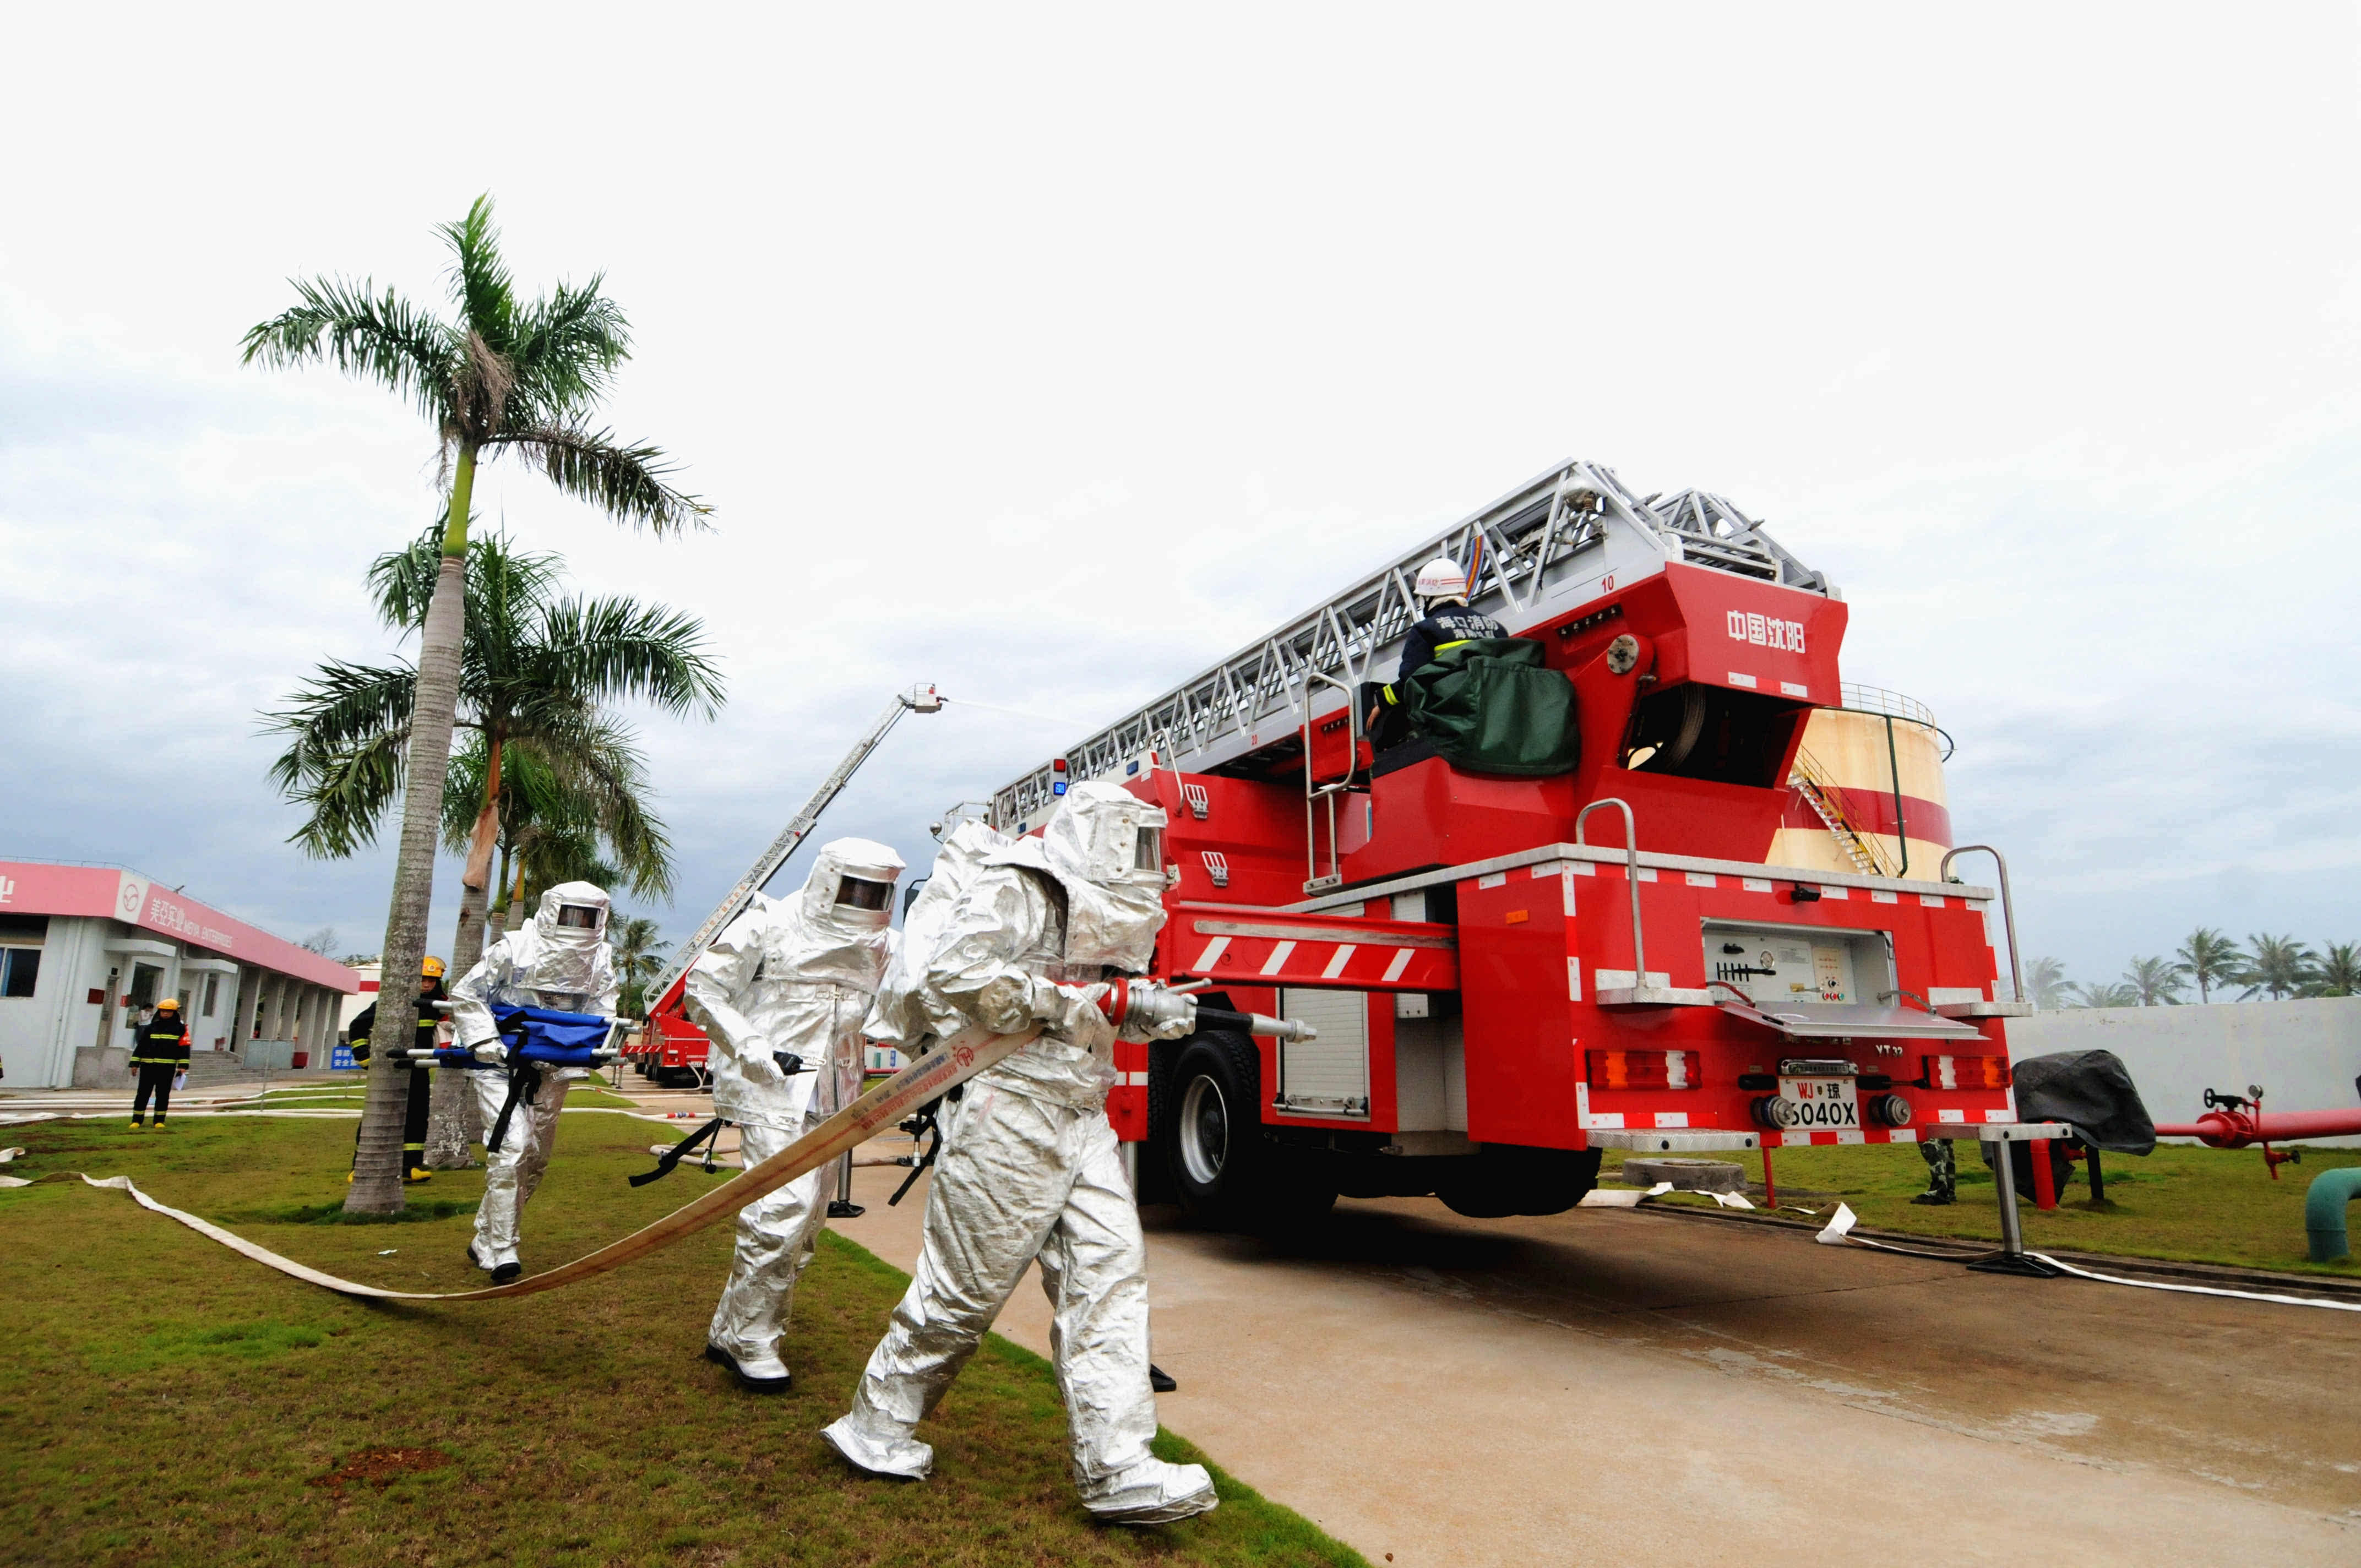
[1043,984,1117,1055]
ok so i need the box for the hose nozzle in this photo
[1196,1005,1316,1043]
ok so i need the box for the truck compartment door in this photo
[1274,987,1369,1119]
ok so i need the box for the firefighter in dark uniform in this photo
[347,955,447,1183]
[1368,556,1509,748]
[130,998,189,1130]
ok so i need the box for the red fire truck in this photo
[979,460,2029,1224]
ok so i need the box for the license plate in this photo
[1780,1076,1859,1130]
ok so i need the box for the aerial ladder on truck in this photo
[958,458,2063,1268]
[630,683,944,1088]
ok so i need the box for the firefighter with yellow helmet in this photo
[347,954,448,1183]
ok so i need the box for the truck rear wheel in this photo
[1167,1032,1334,1231]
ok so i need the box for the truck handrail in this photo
[1939,845,2024,1008]
[1575,798,1645,986]
[1301,668,1360,892]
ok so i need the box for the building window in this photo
[1,949,40,999]
[202,974,221,1017]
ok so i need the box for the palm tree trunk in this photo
[347,444,477,1215]
[424,734,502,1168]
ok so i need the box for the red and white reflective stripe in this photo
[1383,949,1414,982]
[1191,936,1232,970]
[1321,945,1356,979]
[1259,941,1297,976]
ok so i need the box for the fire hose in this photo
[23,984,1312,1305]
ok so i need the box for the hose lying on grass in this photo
[0,1025,1033,1304]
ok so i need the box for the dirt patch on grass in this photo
[307,1446,452,1490]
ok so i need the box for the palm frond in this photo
[487,424,712,533]
[262,660,418,774]
[438,195,516,348]
[366,522,452,632]
[240,278,455,425]
[281,729,411,859]
[507,277,630,423]
[440,732,492,851]
[529,595,726,718]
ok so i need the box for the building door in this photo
[128,963,161,1030]
[95,965,121,1049]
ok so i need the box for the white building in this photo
[0,858,361,1087]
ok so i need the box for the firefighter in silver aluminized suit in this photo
[683,838,905,1392]
[822,782,1214,1526]
[450,881,620,1283]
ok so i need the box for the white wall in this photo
[2010,998,2361,1148]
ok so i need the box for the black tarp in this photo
[2012,1049,2158,1155]
[1972,1048,2157,1194]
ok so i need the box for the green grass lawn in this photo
[1602,1140,2361,1277]
[0,1112,1365,1568]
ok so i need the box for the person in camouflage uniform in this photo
[1913,1137,1956,1205]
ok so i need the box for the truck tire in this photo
[1167,1032,1335,1232]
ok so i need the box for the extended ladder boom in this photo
[647,683,942,1014]
[989,460,1834,830]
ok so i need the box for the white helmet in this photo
[1413,556,1472,605]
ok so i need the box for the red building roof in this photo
[0,861,362,992]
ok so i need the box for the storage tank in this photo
[1767,686,1952,878]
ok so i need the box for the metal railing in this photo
[1838,684,1936,727]
[1574,798,1646,990]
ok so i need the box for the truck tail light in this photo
[1586,1049,1702,1091]
[1924,1054,2008,1091]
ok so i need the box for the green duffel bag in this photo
[1398,637,1580,777]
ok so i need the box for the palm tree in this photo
[2121,956,2185,1007]
[260,505,712,1211]
[2237,933,2318,1001]
[609,914,668,1019]
[2025,956,2072,1011]
[2069,981,2139,1008]
[2305,941,2361,998]
[360,524,717,977]
[469,725,678,941]
[2176,927,2242,1004]
[246,198,708,1213]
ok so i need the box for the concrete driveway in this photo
[822,1151,2360,1566]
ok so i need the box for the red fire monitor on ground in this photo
[980,461,2030,1223]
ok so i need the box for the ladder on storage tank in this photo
[1787,746,1898,878]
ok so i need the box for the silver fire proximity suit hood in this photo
[823,783,1214,1525]
[983,781,1171,971]
[448,881,620,1276]
[683,839,905,1388]
[449,881,619,1046]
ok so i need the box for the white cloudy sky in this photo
[3,3,2356,992]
